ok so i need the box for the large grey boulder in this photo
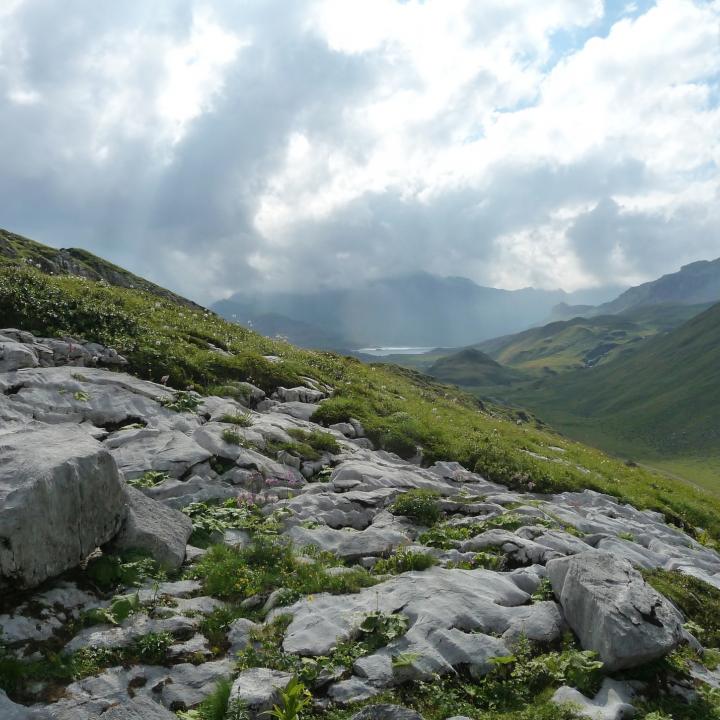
[547,551,684,670]
[279,567,563,690]
[0,425,126,591]
[107,428,211,480]
[274,401,320,421]
[287,523,411,561]
[159,659,234,710]
[49,665,169,719]
[109,487,192,569]
[273,386,325,403]
[64,613,198,653]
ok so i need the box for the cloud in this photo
[0,0,718,303]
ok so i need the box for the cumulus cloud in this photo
[0,0,717,302]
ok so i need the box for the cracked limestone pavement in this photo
[1,329,720,719]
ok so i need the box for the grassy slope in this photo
[427,348,527,389]
[475,305,710,373]
[0,227,199,309]
[1,236,720,537]
[382,302,707,382]
[509,303,720,466]
[373,348,457,373]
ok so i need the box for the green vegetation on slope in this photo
[0,227,199,309]
[510,302,720,462]
[475,305,710,373]
[378,301,708,395]
[427,348,527,388]
[2,234,720,540]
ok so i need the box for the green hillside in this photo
[428,347,527,388]
[476,304,710,373]
[0,227,199,309]
[510,302,720,470]
[2,229,720,538]
[385,301,708,384]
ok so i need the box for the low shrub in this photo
[310,397,366,425]
[419,513,545,549]
[221,428,243,445]
[182,499,286,545]
[390,489,441,526]
[374,548,436,574]
[220,412,254,427]
[189,540,377,603]
[159,390,201,413]
[643,568,720,648]
[135,631,173,664]
[127,470,169,489]
[84,551,166,591]
[287,428,341,455]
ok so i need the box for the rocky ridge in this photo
[1,329,720,719]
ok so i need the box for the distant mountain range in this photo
[551,258,720,321]
[212,273,622,349]
[401,256,720,378]
[474,303,714,373]
[392,257,720,484]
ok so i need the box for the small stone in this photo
[227,617,260,655]
[230,668,293,719]
[350,704,425,720]
[551,678,636,720]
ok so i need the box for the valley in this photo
[2,230,720,720]
[370,261,720,493]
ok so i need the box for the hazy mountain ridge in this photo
[550,258,720,321]
[213,272,622,348]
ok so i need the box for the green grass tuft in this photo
[390,490,441,526]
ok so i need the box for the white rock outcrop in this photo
[547,551,684,670]
[0,424,126,590]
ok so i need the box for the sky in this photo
[0,0,718,304]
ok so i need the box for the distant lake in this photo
[358,346,435,356]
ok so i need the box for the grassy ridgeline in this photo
[2,264,720,540]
